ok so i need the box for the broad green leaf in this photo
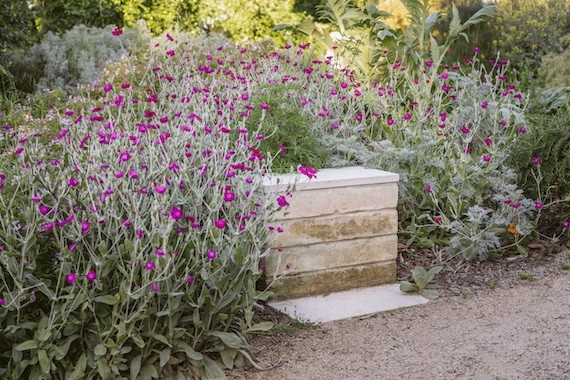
[219,349,235,370]
[94,295,117,305]
[153,334,172,347]
[177,342,203,361]
[141,364,159,379]
[97,241,107,256]
[130,354,142,379]
[15,340,39,351]
[449,4,461,35]
[422,289,440,299]
[159,348,171,367]
[203,356,226,380]
[38,349,50,374]
[426,266,443,282]
[210,331,242,349]
[132,334,145,349]
[430,34,440,64]
[399,281,418,293]
[247,322,273,332]
[68,353,87,380]
[96,358,111,379]
[94,344,107,356]
[516,244,529,257]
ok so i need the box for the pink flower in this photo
[66,272,77,285]
[103,84,113,93]
[403,113,412,121]
[277,195,289,207]
[224,191,235,202]
[136,230,144,239]
[67,177,79,187]
[129,169,138,179]
[155,185,167,195]
[86,270,97,282]
[534,202,543,209]
[481,101,488,108]
[186,275,195,284]
[166,50,175,57]
[58,129,68,138]
[0,297,5,306]
[81,220,90,235]
[460,125,470,134]
[112,27,123,36]
[39,205,50,216]
[170,206,183,220]
[214,219,227,229]
[425,184,432,193]
[151,283,159,293]
[207,250,217,260]
[387,118,394,126]
[119,151,131,162]
[482,155,491,163]
[434,216,442,224]
[518,127,527,134]
[562,220,570,229]
[299,166,317,179]
[260,103,269,110]
[533,156,541,166]
[155,249,165,256]
[145,261,155,270]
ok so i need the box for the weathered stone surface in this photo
[267,261,397,300]
[272,183,399,220]
[265,234,397,276]
[272,209,397,247]
[263,166,400,192]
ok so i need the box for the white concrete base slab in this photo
[268,284,429,323]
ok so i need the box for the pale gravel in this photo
[228,250,570,380]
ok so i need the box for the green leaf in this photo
[94,344,107,357]
[219,349,235,370]
[159,348,171,367]
[96,358,111,379]
[272,24,294,32]
[203,356,226,380]
[153,334,172,347]
[411,266,429,289]
[247,322,273,332]
[449,4,461,35]
[94,295,117,305]
[421,289,440,299]
[429,34,439,64]
[210,331,243,349]
[399,281,418,293]
[130,354,142,379]
[516,244,529,257]
[69,353,87,380]
[426,265,443,282]
[132,334,145,349]
[38,350,50,374]
[97,241,108,256]
[141,364,159,379]
[177,342,203,361]
[15,340,39,351]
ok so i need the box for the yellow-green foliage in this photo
[493,0,570,66]
[539,34,570,88]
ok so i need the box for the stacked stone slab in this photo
[262,166,399,300]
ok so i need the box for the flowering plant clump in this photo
[0,32,304,379]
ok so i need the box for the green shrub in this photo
[0,32,299,379]
[508,109,570,232]
[246,83,330,173]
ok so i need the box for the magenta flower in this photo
[58,129,68,138]
[481,101,488,108]
[533,156,541,166]
[387,118,394,126]
[67,177,79,187]
[103,84,113,93]
[518,126,527,134]
[425,184,432,193]
[155,185,167,195]
[14,147,23,155]
[145,261,155,271]
[214,219,227,229]
[277,195,289,207]
[112,27,123,36]
[534,202,543,209]
[224,191,235,202]
[0,298,5,306]
[434,216,442,224]
[85,270,97,282]
[186,275,195,284]
[207,250,217,260]
[460,125,470,134]
[170,206,183,220]
[136,229,144,239]
[115,171,124,179]
[299,166,317,179]
[166,50,175,57]
[403,113,412,121]
[66,272,77,285]
[562,220,569,229]
[39,205,50,216]
[81,220,91,235]
[151,283,159,293]
[260,103,269,110]
[155,249,165,256]
[129,169,138,179]
[119,151,130,162]
[482,155,491,163]
[123,219,131,228]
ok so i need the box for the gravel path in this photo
[229,249,570,380]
